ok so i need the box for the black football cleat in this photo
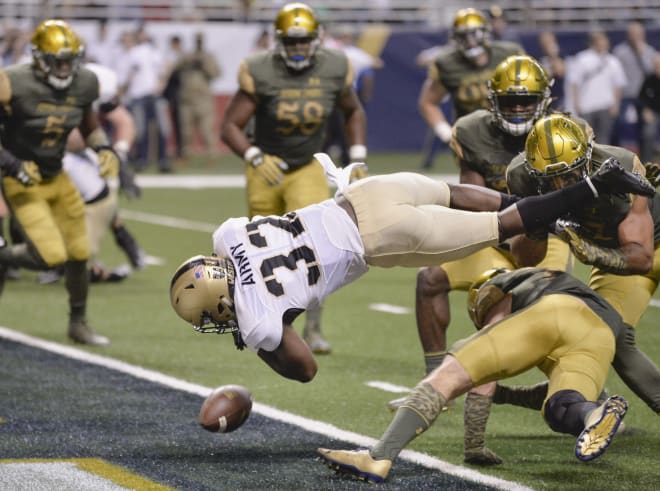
[589,158,655,198]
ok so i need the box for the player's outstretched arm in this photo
[257,324,318,383]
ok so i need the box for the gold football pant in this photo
[452,294,615,408]
[588,245,660,327]
[342,172,500,268]
[2,173,89,266]
[246,159,330,218]
[443,236,572,290]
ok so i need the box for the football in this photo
[199,384,253,433]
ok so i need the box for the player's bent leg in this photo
[302,305,332,355]
[544,390,597,436]
[575,395,628,462]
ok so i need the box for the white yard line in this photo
[369,303,412,315]
[0,326,532,491]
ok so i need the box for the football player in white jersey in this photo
[37,62,145,284]
[170,154,653,382]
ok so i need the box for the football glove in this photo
[111,141,141,199]
[561,226,628,273]
[349,164,368,183]
[95,146,121,178]
[434,121,453,143]
[644,161,660,187]
[0,149,42,185]
[244,146,288,186]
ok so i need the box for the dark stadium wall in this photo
[366,27,660,152]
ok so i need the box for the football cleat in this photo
[575,395,628,462]
[464,447,503,466]
[302,329,332,355]
[317,448,392,483]
[68,319,110,346]
[589,157,655,198]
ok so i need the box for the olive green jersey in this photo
[452,109,526,192]
[507,143,647,247]
[238,48,352,169]
[429,41,523,118]
[0,64,99,179]
[485,268,623,337]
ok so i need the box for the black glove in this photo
[0,149,41,185]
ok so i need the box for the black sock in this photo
[516,180,593,231]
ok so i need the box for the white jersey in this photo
[62,149,107,203]
[213,199,368,352]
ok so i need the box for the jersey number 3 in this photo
[246,213,320,296]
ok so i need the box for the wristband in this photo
[243,146,262,165]
[113,140,131,155]
[349,144,367,162]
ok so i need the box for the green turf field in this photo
[2,151,659,490]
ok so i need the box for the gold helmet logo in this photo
[31,19,84,89]
[488,55,553,136]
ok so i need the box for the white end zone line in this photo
[0,326,532,491]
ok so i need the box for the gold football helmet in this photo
[466,268,510,330]
[31,19,84,90]
[451,8,490,60]
[170,255,239,338]
[274,2,321,70]
[524,114,593,192]
[488,55,553,136]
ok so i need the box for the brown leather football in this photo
[199,385,253,433]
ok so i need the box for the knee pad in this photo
[543,390,588,436]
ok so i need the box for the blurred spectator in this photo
[1,27,30,66]
[639,52,660,162]
[162,35,185,160]
[488,5,521,44]
[538,30,566,110]
[86,19,119,69]
[612,21,656,150]
[173,32,221,162]
[566,30,626,145]
[118,27,171,172]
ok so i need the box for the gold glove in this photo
[244,146,287,186]
[96,146,121,178]
[349,164,369,183]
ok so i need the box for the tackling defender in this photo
[497,113,660,415]
[317,267,629,483]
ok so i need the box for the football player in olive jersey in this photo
[419,7,523,167]
[317,268,629,482]
[503,113,660,416]
[221,2,367,355]
[0,20,121,345]
[388,56,573,418]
